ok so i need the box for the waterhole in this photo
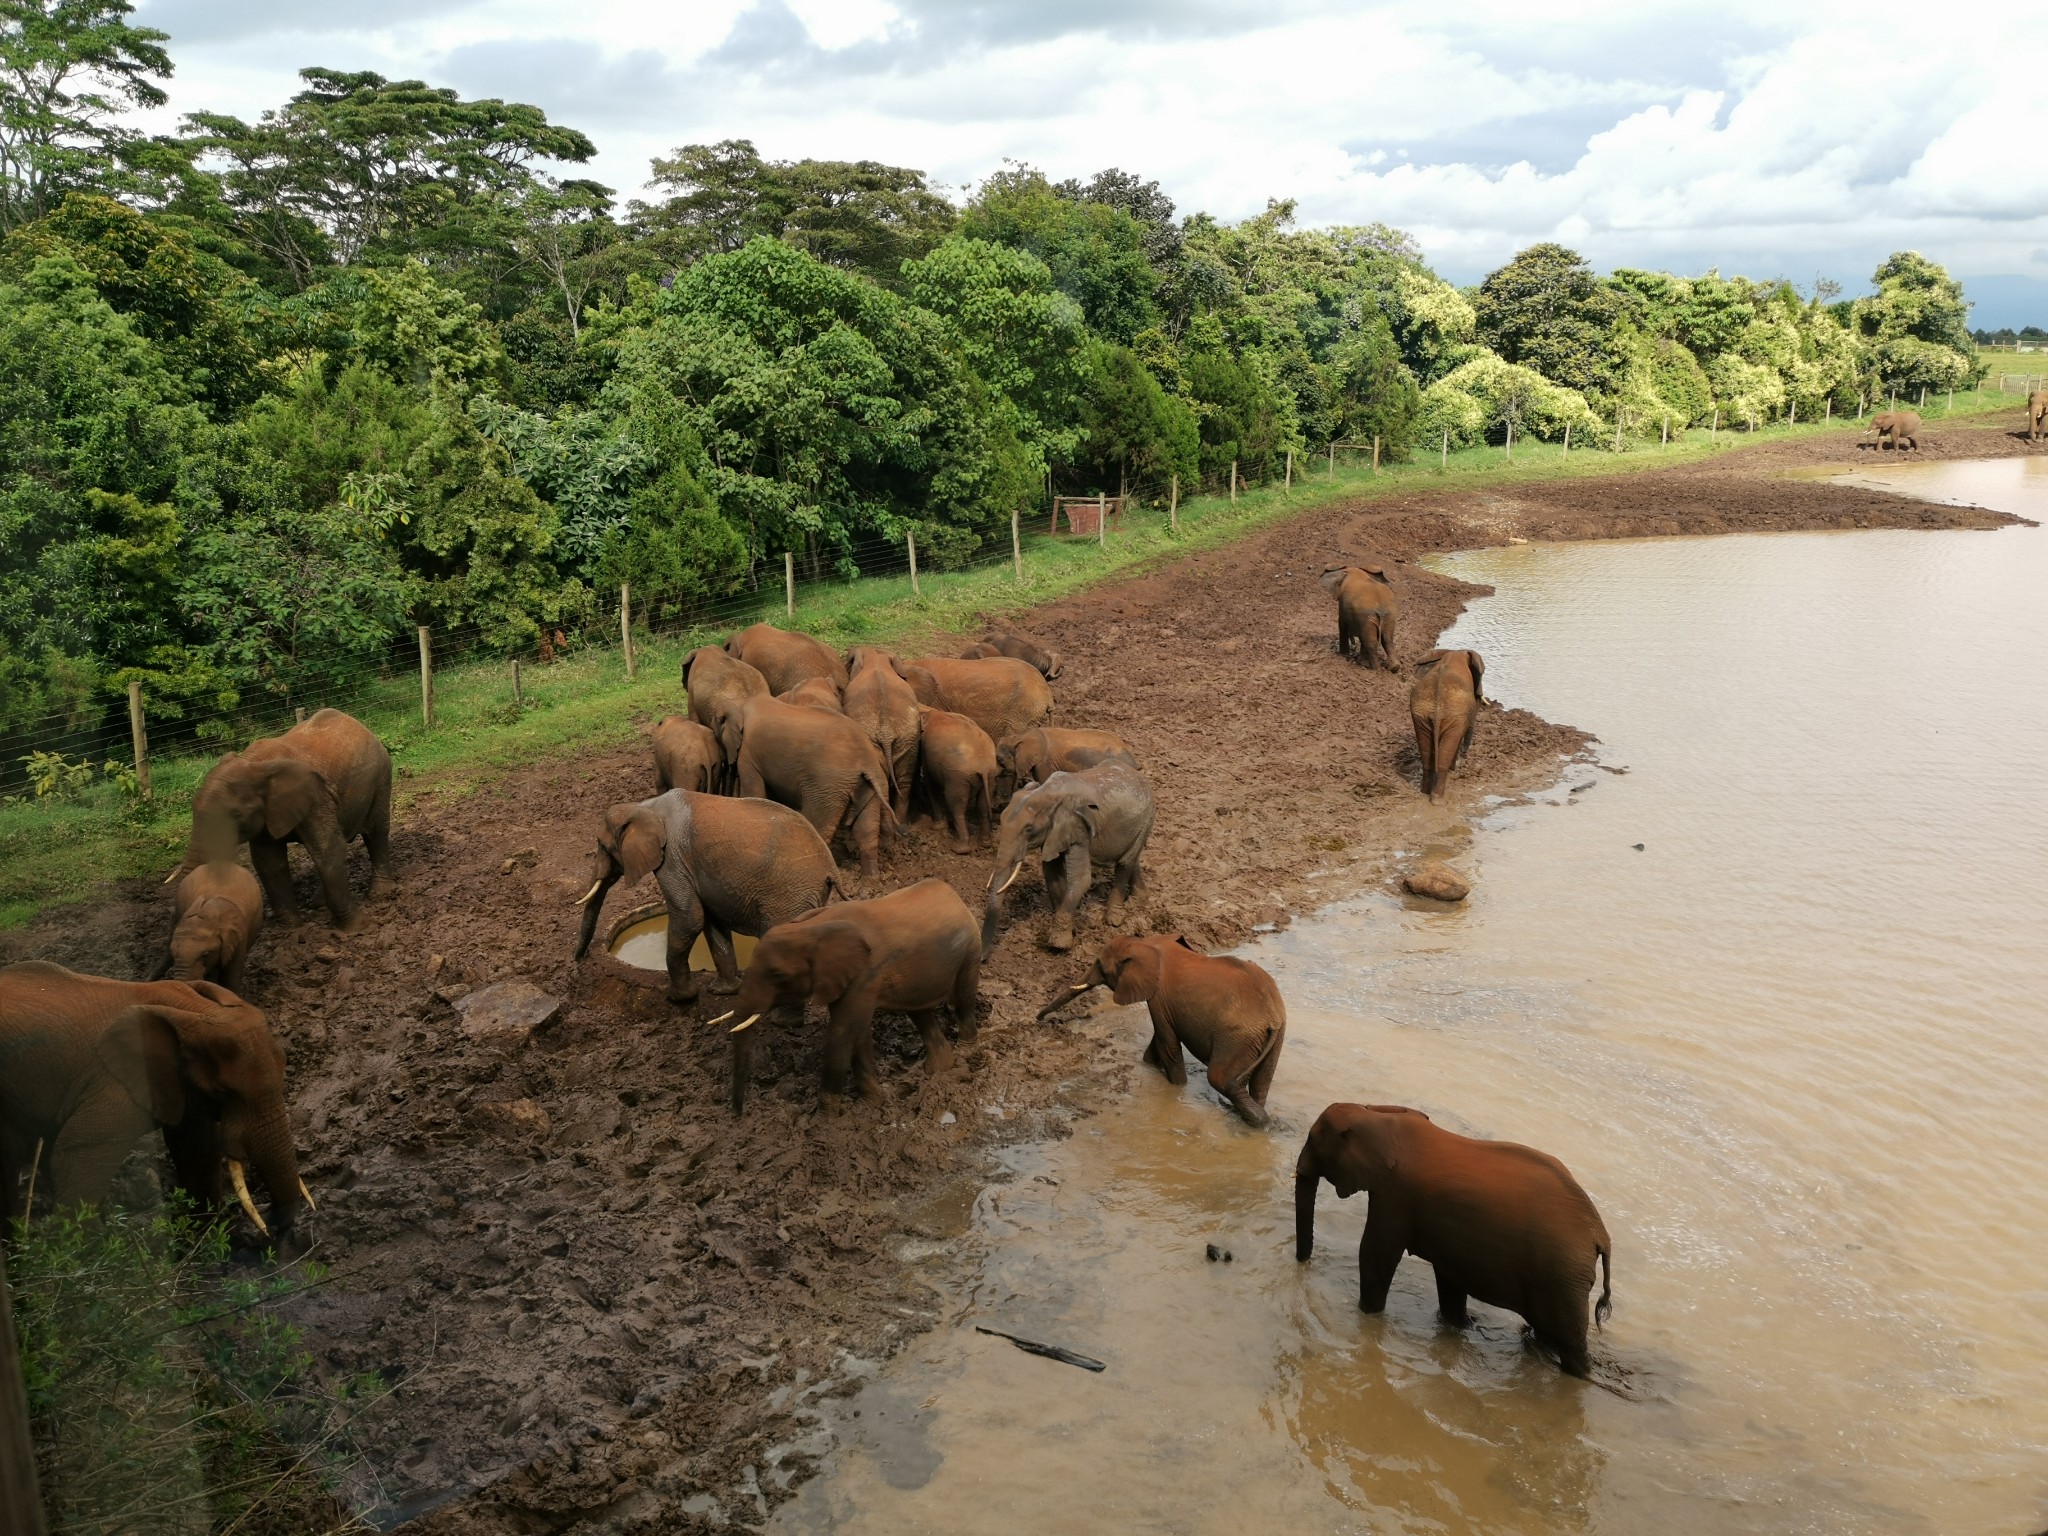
[607,909,756,972]
[779,459,2048,1535]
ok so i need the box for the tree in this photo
[961,166,1160,343]
[1073,342,1198,496]
[1853,251,1980,394]
[510,176,616,337]
[0,0,170,231]
[1473,243,1629,397]
[1055,168,1183,272]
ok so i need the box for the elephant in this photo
[652,715,724,796]
[958,642,1004,660]
[1409,649,1486,802]
[983,759,1155,955]
[995,727,1136,806]
[900,655,1054,743]
[715,878,981,1113]
[963,632,1061,679]
[915,707,997,851]
[153,862,264,990]
[843,646,922,817]
[175,708,392,932]
[683,645,769,793]
[1039,934,1284,1126]
[724,622,849,696]
[1869,410,1922,451]
[722,695,900,880]
[1321,563,1399,670]
[572,790,843,1004]
[1294,1102,1614,1378]
[0,962,312,1249]
[2029,390,2048,442]
[780,676,843,711]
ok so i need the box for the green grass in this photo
[2,387,2027,929]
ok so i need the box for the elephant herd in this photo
[0,577,1616,1382]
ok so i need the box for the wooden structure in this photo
[1051,495,1127,536]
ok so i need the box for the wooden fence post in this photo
[1947,386,1954,414]
[620,583,636,679]
[1169,474,1179,532]
[0,1241,50,1536]
[1919,385,1927,409]
[1826,399,1832,424]
[1713,407,1720,437]
[418,626,433,727]
[1230,461,1238,503]
[1661,416,1669,445]
[1563,421,1571,455]
[1788,402,1795,429]
[907,530,920,597]
[1440,426,1448,471]
[1097,492,1106,547]
[1011,508,1022,581]
[1614,414,1624,452]
[1505,420,1513,462]
[126,679,150,802]
[1327,443,1334,476]
[293,706,305,725]
[1372,436,1381,474]
[512,659,522,706]
[1285,449,1293,492]
[784,552,795,617]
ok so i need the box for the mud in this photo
[6,415,2034,1532]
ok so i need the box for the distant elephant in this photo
[1409,649,1485,802]
[780,676,843,711]
[724,622,849,696]
[572,789,843,1003]
[981,631,1062,679]
[983,759,1154,954]
[957,643,1004,661]
[723,695,900,879]
[0,962,312,1248]
[900,655,1054,742]
[1295,1102,1613,1378]
[1869,410,1922,451]
[652,715,724,796]
[995,727,1135,806]
[175,708,392,932]
[716,878,980,1113]
[2029,390,2048,442]
[916,707,998,851]
[153,862,264,990]
[1321,563,1399,670]
[844,646,922,817]
[1040,934,1284,1126]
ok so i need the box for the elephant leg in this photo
[1410,713,1435,796]
[1358,1211,1406,1313]
[848,793,884,879]
[909,1008,956,1078]
[1106,855,1139,928]
[1207,1057,1269,1128]
[703,920,741,994]
[249,837,299,925]
[1433,1265,1471,1327]
[822,1000,882,1101]
[1374,619,1396,672]
[1245,1028,1283,1109]
[306,831,360,932]
[1145,1017,1188,1085]
[221,947,249,993]
[663,889,708,1003]
[943,777,973,852]
[892,744,917,820]
[364,783,395,893]
[1527,1292,1594,1377]
[161,1112,223,1211]
[1045,844,1089,951]
[952,950,981,1043]
[737,757,767,801]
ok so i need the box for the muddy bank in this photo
[7,415,2034,1531]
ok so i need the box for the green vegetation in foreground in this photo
[1,388,2022,929]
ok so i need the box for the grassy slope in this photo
[1,387,2022,928]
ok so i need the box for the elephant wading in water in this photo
[1040,935,1285,1126]
[0,963,313,1249]
[573,790,843,1003]
[715,878,980,1113]
[1296,1102,1613,1377]
[983,760,1154,954]
[995,727,1134,806]
[174,708,393,931]
[1321,563,1399,670]
[1409,649,1486,802]
[844,647,922,817]
[154,862,264,989]
[724,623,849,696]
[723,695,900,880]
[652,715,724,796]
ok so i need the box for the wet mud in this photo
[5,416,2035,1531]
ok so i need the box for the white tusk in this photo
[228,1160,270,1237]
[297,1178,316,1212]
[706,1010,735,1027]
[163,869,181,885]
[729,1012,762,1034]
[576,879,605,906]
[997,864,1023,895]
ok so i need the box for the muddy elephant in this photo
[652,715,724,796]
[983,759,1154,955]
[996,727,1135,806]
[916,707,998,851]
[0,962,312,1248]
[175,708,392,932]
[844,647,922,817]
[723,695,899,879]
[1295,1102,1614,1377]
[716,879,980,1113]
[974,631,1061,679]
[1409,649,1485,802]
[1041,935,1285,1126]
[2029,390,2048,442]
[1869,410,1922,451]
[780,676,843,711]
[573,790,843,1003]
[724,622,849,696]
[153,862,264,990]
[900,655,1053,743]
[1321,564,1399,670]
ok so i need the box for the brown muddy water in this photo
[608,912,756,973]
[776,460,2048,1536]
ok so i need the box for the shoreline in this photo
[8,416,2037,1530]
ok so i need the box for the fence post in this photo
[1826,399,1832,424]
[1169,474,1179,532]
[1327,443,1334,476]
[1789,402,1795,429]
[907,530,920,597]
[1563,421,1571,456]
[1372,435,1381,474]
[1440,426,1448,471]
[1011,508,1023,581]
[512,659,522,706]
[1713,407,1719,437]
[1615,414,1624,452]
[126,679,151,802]
[1662,416,1669,445]
[1919,385,1926,409]
[0,1241,49,1536]
[1285,449,1293,492]
[1947,386,1953,414]
[620,583,636,679]
[784,552,795,617]
[1505,420,1513,462]
[294,706,305,725]
[1230,460,1238,503]
[418,626,434,728]
[1097,491,1106,547]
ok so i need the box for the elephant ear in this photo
[1045,796,1099,860]
[1318,566,1349,596]
[807,922,872,1004]
[616,808,665,886]
[1413,649,1448,672]
[1347,1110,1409,1176]
[1109,941,1164,1005]
[261,759,331,840]
[1171,934,1200,952]
[1465,651,1487,701]
[1363,564,1390,583]
[95,1007,188,1126]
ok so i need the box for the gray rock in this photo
[1404,862,1471,902]
[453,978,561,1043]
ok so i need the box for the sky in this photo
[129,0,2048,323]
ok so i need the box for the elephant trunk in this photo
[572,873,618,960]
[981,861,1025,956]
[1294,1165,1321,1263]
[242,1105,308,1245]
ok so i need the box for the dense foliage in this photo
[0,0,1988,749]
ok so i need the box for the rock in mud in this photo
[1404,862,1471,902]
[452,978,562,1043]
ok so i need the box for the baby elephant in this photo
[652,715,724,795]
[715,878,981,1113]
[1296,1102,1613,1377]
[1408,649,1485,802]
[916,707,998,851]
[154,862,265,990]
[1041,935,1284,1126]
[1320,564,1399,670]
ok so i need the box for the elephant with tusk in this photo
[982,759,1154,956]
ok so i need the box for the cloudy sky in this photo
[131,0,2048,320]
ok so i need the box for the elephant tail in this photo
[1294,1161,1321,1263]
[1594,1242,1613,1329]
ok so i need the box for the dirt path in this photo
[9,415,2035,1530]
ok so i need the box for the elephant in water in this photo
[1321,563,1399,671]
[1408,649,1485,802]
[983,759,1154,954]
[1295,1102,1613,1378]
